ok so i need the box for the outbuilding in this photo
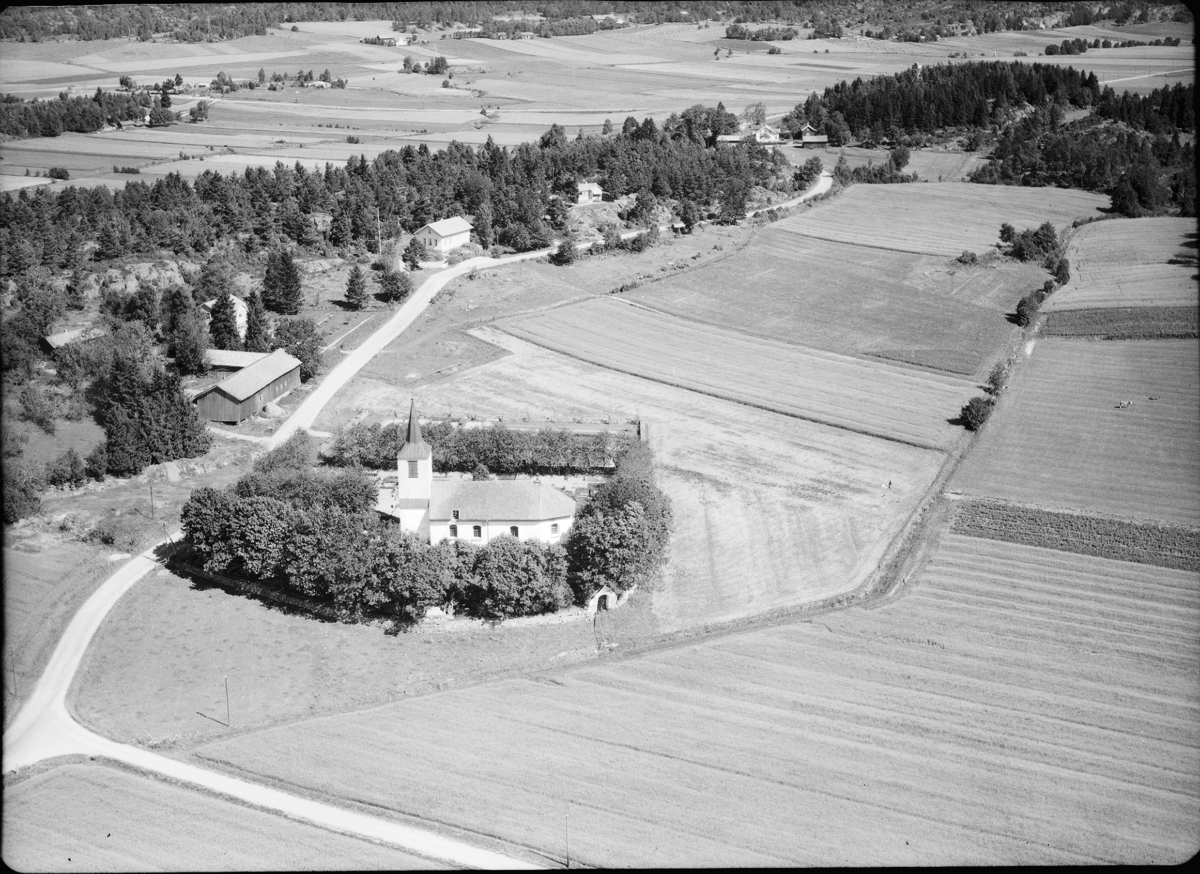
[414,216,474,257]
[576,181,604,204]
[797,122,828,148]
[42,325,106,353]
[192,348,301,423]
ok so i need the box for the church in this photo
[377,402,577,546]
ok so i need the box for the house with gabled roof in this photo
[576,181,604,204]
[377,402,576,546]
[797,121,829,148]
[414,216,473,257]
[192,348,301,423]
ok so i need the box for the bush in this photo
[3,460,43,523]
[47,167,70,180]
[959,395,995,431]
[957,250,977,264]
[45,447,87,488]
[18,383,57,434]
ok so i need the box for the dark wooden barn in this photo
[192,348,301,423]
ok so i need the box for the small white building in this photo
[200,294,248,340]
[379,403,576,546]
[576,181,604,205]
[414,216,473,256]
[753,123,781,144]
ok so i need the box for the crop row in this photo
[1042,305,1198,339]
[950,498,1200,572]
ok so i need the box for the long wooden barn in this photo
[192,348,301,423]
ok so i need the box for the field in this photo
[1,763,438,870]
[772,183,1109,257]
[1042,304,1198,339]
[323,326,945,633]
[499,296,976,449]
[951,339,1200,526]
[192,531,1200,866]
[624,229,1044,378]
[1042,217,1198,311]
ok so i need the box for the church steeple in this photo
[398,399,431,461]
[395,399,431,539]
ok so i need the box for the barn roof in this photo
[431,480,575,522]
[199,348,300,402]
[44,326,106,350]
[418,217,473,238]
[206,349,269,369]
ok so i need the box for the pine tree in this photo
[173,307,210,374]
[243,289,271,352]
[266,248,303,315]
[344,264,367,310]
[66,263,88,310]
[379,269,412,304]
[403,237,427,271]
[209,291,243,350]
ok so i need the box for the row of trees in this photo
[323,419,634,474]
[0,89,158,138]
[725,23,797,40]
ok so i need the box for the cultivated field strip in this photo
[1042,305,1198,339]
[500,297,974,449]
[951,498,1200,571]
[772,183,1108,257]
[1,763,437,870]
[951,338,1200,526]
[626,230,1036,377]
[197,534,1199,865]
[1043,217,1198,311]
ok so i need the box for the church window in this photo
[449,524,458,538]
[452,509,459,520]
[551,523,559,535]
[510,526,519,537]
[407,460,418,478]
[472,525,482,538]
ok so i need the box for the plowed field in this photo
[195,533,1200,866]
[501,297,975,449]
[774,183,1108,257]
[951,339,1200,526]
[1042,216,1198,311]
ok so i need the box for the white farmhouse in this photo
[199,294,248,340]
[576,181,604,205]
[414,217,473,257]
[378,403,576,546]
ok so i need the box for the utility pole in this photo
[149,482,155,519]
[225,675,230,727]
[9,646,17,700]
[565,807,570,868]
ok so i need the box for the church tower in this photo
[395,400,431,539]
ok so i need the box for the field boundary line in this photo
[491,323,950,452]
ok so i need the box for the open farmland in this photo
[1042,305,1198,339]
[194,532,1200,866]
[773,183,1108,257]
[1,763,438,870]
[625,230,1044,377]
[324,327,945,633]
[1043,217,1198,311]
[500,296,976,449]
[951,339,1200,527]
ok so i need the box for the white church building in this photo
[378,403,576,546]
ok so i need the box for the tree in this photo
[263,247,303,314]
[344,264,367,310]
[601,118,613,135]
[678,198,701,233]
[159,80,172,108]
[549,229,577,266]
[402,237,427,271]
[208,290,242,350]
[257,67,266,84]
[189,100,209,122]
[379,269,412,304]
[243,288,271,352]
[172,305,210,374]
[465,537,566,619]
[272,317,324,381]
[959,396,995,431]
[3,460,43,524]
[741,101,767,126]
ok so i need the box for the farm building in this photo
[797,122,829,148]
[199,295,248,340]
[42,325,106,352]
[518,31,536,39]
[192,348,301,423]
[576,181,604,204]
[715,133,743,146]
[414,217,473,256]
[753,124,781,144]
[307,80,331,88]
[377,402,576,545]
[205,349,269,372]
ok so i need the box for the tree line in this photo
[180,432,671,623]
[323,419,634,475]
[0,90,160,138]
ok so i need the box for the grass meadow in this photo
[625,229,1044,378]
[500,296,976,449]
[192,531,1200,866]
[1,763,438,870]
[773,182,1109,257]
[951,338,1200,526]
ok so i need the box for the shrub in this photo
[957,250,978,264]
[959,395,995,431]
[47,167,70,180]
[18,383,57,434]
[984,362,1008,396]
[45,447,87,488]
[3,460,43,523]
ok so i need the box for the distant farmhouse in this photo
[199,294,248,340]
[576,181,604,204]
[377,403,576,546]
[362,34,405,46]
[192,348,301,423]
[718,123,782,146]
[752,123,781,144]
[797,121,829,148]
[414,216,473,257]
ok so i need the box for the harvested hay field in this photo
[1042,305,1198,339]
[774,183,1108,257]
[194,532,1200,866]
[500,296,975,450]
[1043,217,1198,311]
[952,339,1200,527]
[625,230,1041,378]
[950,497,1200,572]
[0,763,436,870]
[329,327,944,633]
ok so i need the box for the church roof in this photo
[399,400,431,460]
[431,480,575,522]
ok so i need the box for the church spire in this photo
[399,398,431,460]
[406,398,422,445]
